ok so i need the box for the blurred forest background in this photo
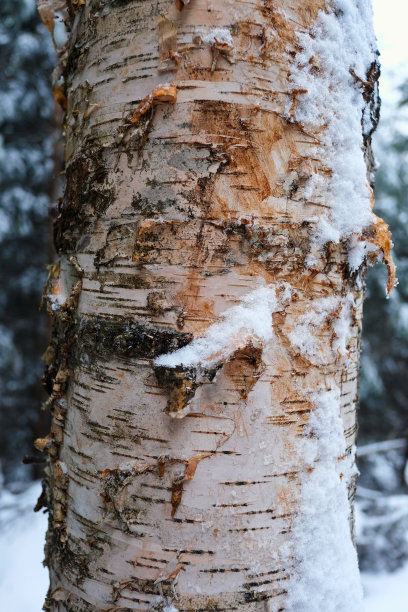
[0,0,407,605]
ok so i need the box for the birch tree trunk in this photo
[37,0,393,610]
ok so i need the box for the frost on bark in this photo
[37,1,393,611]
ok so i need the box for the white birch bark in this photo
[37,0,393,610]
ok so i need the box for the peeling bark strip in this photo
[130,83,177,124]
[39,1,388,611]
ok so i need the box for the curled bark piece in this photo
[34,434,53,452]
[365,185,395,294]
[171,454,211,517]
[68,0,86,14]
[49,587,69,602]
[175,0,191,10]
[130,83,177,124]
[52,84,67,110]
[223,342,265,400]
[154,365,219,418]
[363,213,396,295]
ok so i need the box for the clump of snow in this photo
[287,0,378,253]
[154,283,293,369]
[288,294,354,363]
[53,12,69,49]
[332,293,354,355]
[199,27,233,47]
[150,596,179,612]
[348,236,380,271]
[48,291,65,311]
[286,388,363,611]
[288,296,338,359]
[348,239,369,271]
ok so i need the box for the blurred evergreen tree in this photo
[0,0,54,485]
[360,85,408,443]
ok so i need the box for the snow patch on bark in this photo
[154,283,292,368]
[288,294,354,364]
[287,0,378,267]
[53,12,69,48]
[348,235,379,271]
[199,27,233,47]
[150,596,179,612]
[48,289,66,311]
[286,388,363,611]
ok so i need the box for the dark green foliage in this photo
[0,0,55,484]
[359,84,408,442]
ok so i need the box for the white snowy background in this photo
[1,0,408,610]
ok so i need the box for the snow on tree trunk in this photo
[37,0,393,610]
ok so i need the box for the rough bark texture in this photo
[38,1,380,610]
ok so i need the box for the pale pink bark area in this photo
[39,0,380,610]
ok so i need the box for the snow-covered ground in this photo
[363,566,408,611]
[0,481,407,611]
[0,481,48,611]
